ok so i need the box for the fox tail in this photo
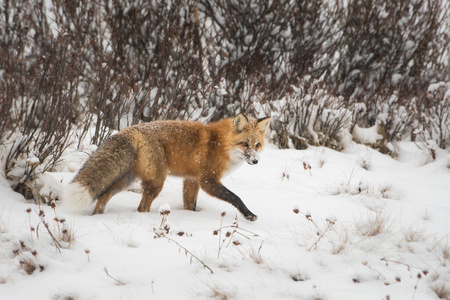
[62,134,136,212]
[62,181,93,212]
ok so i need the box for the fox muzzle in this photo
[244,148,260,165]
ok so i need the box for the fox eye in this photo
[255,143,261,149]
[241,142,249,148]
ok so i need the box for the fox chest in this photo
[226,149,244,173]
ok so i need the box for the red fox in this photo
[63,114,271,221]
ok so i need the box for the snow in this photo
[391,73,403,85]
[428,82,446,93]
[26,157,40,165]
[158,204,171,215]
[352,124,383,145]
[1,142,450,299]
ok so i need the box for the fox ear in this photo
[233,114,249,132]
[256,117,271,134]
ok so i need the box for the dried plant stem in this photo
[35,210,61,253]
[380,258,421,271]
[364,263,387,280]
[307,221,333,251]
[294,209,335,252]
[216,212,259,258]
[27,211,33,241]
[163,235,213,274]
[104,267,126,286]
[411,273,422,300]
[217,213,224,259]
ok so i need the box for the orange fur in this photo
[63,114,270,221]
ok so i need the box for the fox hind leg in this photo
[93,175,130,214]
[94,190,112,214]
[134,142,168,213]
[183,179,200,211]
[138,178,166,212]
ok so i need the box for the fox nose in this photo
[252,159,258,164]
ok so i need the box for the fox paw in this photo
[245,214,258,222]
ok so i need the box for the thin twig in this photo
[163,235,214,274]
[220,225,259,237]
[380,257,421,270]
[104,267,126,286]
[307,222,333,251]
[35,210,61,253]
[365,264,387,280]
[411,273,422,300]
[217,213,224,259]
[217,212,259,255]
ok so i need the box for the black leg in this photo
[200,180,257,221]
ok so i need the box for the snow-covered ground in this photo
[1,142,449,300]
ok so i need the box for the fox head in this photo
[231,114,271,165]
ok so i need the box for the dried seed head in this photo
[293,208,299,214]
[39,210,45,217]
[50,202,56,209]
[221,211,226,217]
[163,224,170,233]
[225,231,231,238]
[213,230,219,236]
[20,260,36,275]
[26,208,32,214]
[326,217,336,225]
[158,204,171,216]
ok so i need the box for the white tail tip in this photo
[62,182,93,213]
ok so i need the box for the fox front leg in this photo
[200,179,257,221]
[183,179,200,211]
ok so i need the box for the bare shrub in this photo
[199,0,296,109]
[257,77,350,149]
[0,1,79,199]
[415,82,450,150]
[333,0,449,102]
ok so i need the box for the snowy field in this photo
[1,142,449,300]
